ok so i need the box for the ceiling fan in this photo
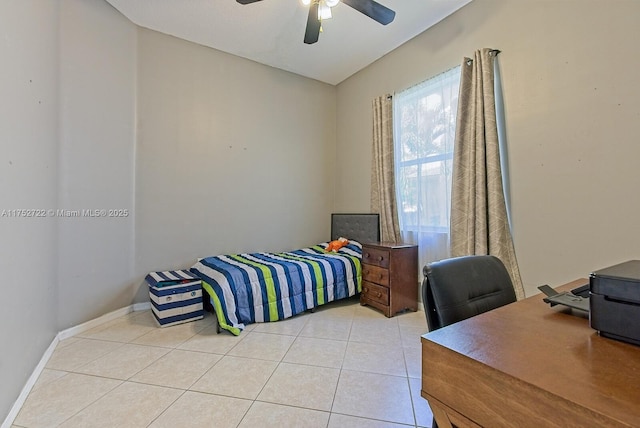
[236,0,396,45]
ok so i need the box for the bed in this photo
[190,213,380,335]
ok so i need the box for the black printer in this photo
[590,260,640,346]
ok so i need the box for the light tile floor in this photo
[13,297,433,428]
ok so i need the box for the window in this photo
[393,66,461,265]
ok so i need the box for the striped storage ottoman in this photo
[146,270,204,327]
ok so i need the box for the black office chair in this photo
[422,255,517,428]
[422,255,517,332]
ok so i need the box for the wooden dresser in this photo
[360,242,418,317]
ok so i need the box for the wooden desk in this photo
[421,279,640,428]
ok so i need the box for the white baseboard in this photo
[1,336,58,428]
[57,305,135,341]
[133,301,151,312]
[2,303,149,428]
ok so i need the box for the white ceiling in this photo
[105,0,472,85]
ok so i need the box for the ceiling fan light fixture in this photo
[239,0,395,45]
[318,3,332,20]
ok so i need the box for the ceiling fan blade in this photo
[236,0,263,4]
[304,2,321,44]
[342,0,395,25]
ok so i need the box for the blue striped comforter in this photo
[190,242,362,335]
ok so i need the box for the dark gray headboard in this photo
[331,213,380,244]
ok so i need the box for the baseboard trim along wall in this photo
[1,303,150,428]
[1,337,60,428]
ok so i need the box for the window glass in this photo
[393,66,460,263]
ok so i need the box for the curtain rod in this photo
[469,49,501,60]
[465,49,501,66]
[390,63,461,99]
[388,49,501,99]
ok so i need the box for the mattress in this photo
[190,241,362,335]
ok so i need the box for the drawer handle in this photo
[378,274,383,280]
[376,292,382,298]
[378,256,383,261]
[363,287,368,293]
[365,253,370,258]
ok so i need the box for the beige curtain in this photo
[450,49,525,300]
[370,95,401,243]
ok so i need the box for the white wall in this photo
[133,29,338,301]
[0,0,60,419]
[0,0,136,419]
[57,0,136,329]
[335,0,640,296]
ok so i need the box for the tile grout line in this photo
[53,377,125,428]
[144,387,189,428]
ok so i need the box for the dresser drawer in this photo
[362,247,390,269]
[362,281,389,306]
[362,264,389,286]
[360,242,418,318]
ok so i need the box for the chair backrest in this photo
[422,255,517,331]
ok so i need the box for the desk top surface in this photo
[421,279,640,425]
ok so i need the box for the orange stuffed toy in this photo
[326,237,349,252]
